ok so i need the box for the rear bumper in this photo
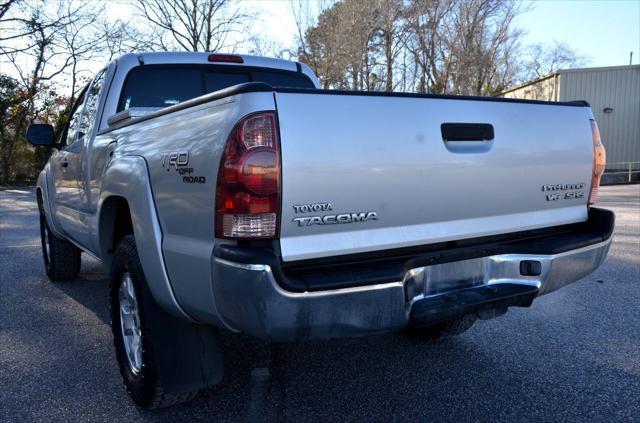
[212,208,614,341]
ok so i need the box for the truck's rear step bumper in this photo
[409,284,538,329]
[211,208,613,341]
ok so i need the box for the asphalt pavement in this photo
[1,185,639,422]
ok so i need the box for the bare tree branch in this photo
[132,0,249,52]
[522,41,586,79]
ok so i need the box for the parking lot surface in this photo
[1,185,639,422]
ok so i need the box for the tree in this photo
[0,74,26,183]
[522,41,586,80]
[0,0,19,20]
[247,35,291,60]
[0,0,77,183]
[446,0,524,95]
[133,0,249,52]
[300,0,524,96]
[99,18,152,62]
[298,4,351,89]
[404,0,454,93]
[56,1,139,106]
[0,0,137,183]
[404,0,525,96]
[298,0,387,91]
[375,0,406,92]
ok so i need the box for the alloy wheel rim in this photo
[119,272,142,374]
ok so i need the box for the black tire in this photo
[109,235,223,409]
[39,209,81,281]
[407,314,476,341]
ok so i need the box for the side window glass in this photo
[64,92,86,146]
[117,68,202,112]
[77,69,106,140]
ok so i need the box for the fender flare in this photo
[36,166,65,239]
[97,156,195,322]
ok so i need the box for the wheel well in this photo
[99,196,133,260]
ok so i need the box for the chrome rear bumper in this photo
[211,236,612,341]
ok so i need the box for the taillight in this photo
[589,119,606,205]
[208,54,243,63]
[215,112,280,239]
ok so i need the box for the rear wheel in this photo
[39,209,81,281]
[407,315,476,341]
[110,235,222,409]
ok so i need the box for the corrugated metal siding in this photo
[559,66,640,165]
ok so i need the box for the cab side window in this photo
[64,92,86,147]
[77,69,106,140]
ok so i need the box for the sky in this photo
[516,0,640,67]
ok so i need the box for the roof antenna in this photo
[630,51,634,66]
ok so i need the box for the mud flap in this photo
[144,292,224,394]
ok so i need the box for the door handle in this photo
[61,159,69,168]
[441,123,494,141]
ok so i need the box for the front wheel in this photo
[39,210,81,281]
[110,235,222,409]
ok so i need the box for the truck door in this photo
[51,89,86,233]
[52,70,106,248]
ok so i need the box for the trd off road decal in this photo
[160,151,206,184]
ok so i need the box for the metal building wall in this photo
[559,65,640,166]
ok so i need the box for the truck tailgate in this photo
[275,91,594,262]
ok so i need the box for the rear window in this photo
[252,71,315,89]
[204,72,250,93]
[117,65,315,112]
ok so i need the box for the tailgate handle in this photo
[441,123,494,141]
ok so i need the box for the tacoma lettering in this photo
[293,211,378,227]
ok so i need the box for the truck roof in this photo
[113,52,320,89]
[116,52,297,72]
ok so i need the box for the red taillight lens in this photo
[589,119,606,205]
[215,112,280,238]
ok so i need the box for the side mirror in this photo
[26,124,55,146]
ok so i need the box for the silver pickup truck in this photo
[27,52,613,408]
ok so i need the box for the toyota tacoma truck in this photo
[27,52,614,408]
